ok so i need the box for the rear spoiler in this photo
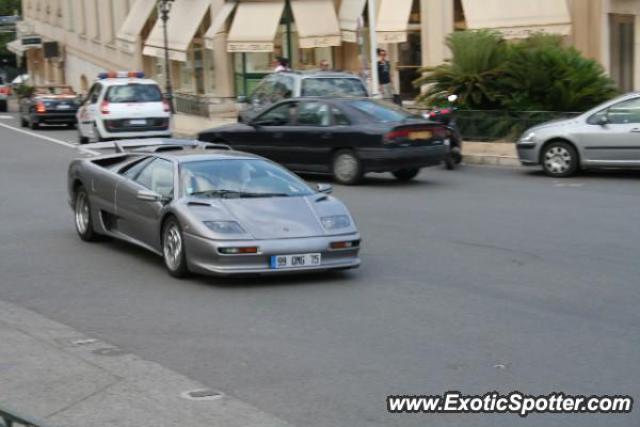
[79,139,231,155]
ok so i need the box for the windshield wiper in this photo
[189,190,291,199]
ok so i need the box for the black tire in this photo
[20,115,28,127]
[78,131,89,145]
[74,186,98,242]
[162,217,190,278]
[332,150,363,185]
[0,100,7,112]
[393,168,421,181]
[541,141,579,178]
[444,154,456,170]
[30,120,39,130]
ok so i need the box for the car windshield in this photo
[181,159,314,198]
[347,99,416,122]
[34,86,76,96]
[301,78,367,97]
[106,84,163,103]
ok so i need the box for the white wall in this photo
[65,53,104,94]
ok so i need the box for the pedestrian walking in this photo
[377,48,394,101]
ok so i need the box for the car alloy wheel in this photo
[162,218,189,278]
[332,150,363,185]
[542,142,578,177]
[74,187,97,241]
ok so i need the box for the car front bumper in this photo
[359,144,448,172]
[516,141,539,165]
[184,232,361,276]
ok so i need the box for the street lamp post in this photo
[157,0,175,113]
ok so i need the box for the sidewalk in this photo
[0,299,293,427]
[461,141,520,167]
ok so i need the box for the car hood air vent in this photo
[187,201,212,207]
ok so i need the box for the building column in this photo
[213,34,234,98]
[420,0,453,69]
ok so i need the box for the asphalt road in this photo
[0,117,638,427]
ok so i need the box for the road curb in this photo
[462,141,521,168]
[0,299,294,427]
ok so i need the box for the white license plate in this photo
[129,119,147,125]
[270,253,321,269]
[57,104,71,109]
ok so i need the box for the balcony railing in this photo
[407,107,582,142]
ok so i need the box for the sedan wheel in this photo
[74,187,97,241]
[542,142,578,177]
[162,218,189,278]
[332,150,363,185]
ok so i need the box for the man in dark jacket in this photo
[377,48,393,100]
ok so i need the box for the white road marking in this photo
[0,115,13,120]
[0,122,98,155]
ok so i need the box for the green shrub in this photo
[414,31,618,113]
[414,30,508,109]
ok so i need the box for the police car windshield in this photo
[106,84,163,103]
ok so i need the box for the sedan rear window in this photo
[106,84,163,103]
[301,78,367,97]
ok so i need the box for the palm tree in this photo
[414,30,508,109]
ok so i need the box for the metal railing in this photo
[174,93,210,117]
[408,107,582,142]
[0,405,52,427]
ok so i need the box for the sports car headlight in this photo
[203,221,245,234]
[321,215,351,230]
[520,132,536,142]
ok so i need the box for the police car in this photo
[77,72,171,144]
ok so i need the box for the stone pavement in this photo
[0,299,293,427]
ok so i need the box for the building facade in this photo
[15,0,640,117]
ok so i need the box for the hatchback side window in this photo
[589,97,640,125]
[297,102,331,127]
[84,84,101,105]
[121,157,153,179]
[134,158,174,199]
[607,98,640,124]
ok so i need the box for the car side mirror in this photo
[136,189,162,202]
[598,115,609,126]
[317,183,333,194]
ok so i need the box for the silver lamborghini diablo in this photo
[67,139,361,278]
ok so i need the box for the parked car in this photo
[238,71,368,123]
[19,85,80,129]
[67,139,361,278]
[77,71,171,144]
[517,92,640,177]
[0,77,9,112]
[199,98,449,185]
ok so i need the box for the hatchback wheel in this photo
[162,217,190,278]
[332,150,363,185]
[542,141,578,177]
[74,186,98,241]
[78,131,89,145]
[392,168,420,181]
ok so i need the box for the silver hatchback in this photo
[517,92,640,177]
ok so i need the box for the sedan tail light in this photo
[0,87,9,95]
[35,101,46,113]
